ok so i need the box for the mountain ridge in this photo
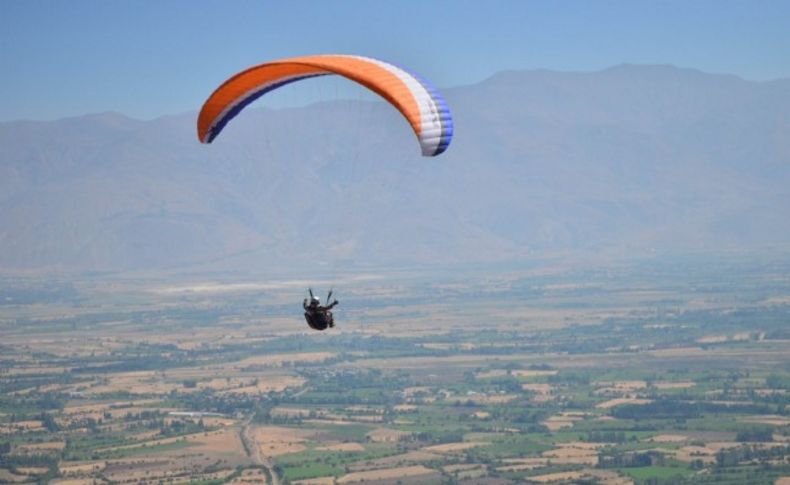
[1,64,788,273]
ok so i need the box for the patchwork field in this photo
[1,259,789,483]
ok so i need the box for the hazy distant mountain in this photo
[1,65,789,273]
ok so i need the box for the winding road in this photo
[240,415,280,485]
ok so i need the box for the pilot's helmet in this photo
[310,296,320,306]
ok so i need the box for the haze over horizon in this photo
[2,63,788,273]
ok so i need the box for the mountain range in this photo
[1,64,789,273]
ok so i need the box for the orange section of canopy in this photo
[198,55,422,142]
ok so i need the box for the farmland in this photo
[1,255,789,483]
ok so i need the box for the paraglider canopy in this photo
[197,54,453,156]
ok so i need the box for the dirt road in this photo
[240,415,280,485]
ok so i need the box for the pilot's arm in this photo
[327,300,339,309]
[303,298,310,311]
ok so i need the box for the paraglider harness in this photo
[303,288,338,331]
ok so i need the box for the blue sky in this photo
[2,0,789,121]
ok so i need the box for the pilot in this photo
[303,293,338,331]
